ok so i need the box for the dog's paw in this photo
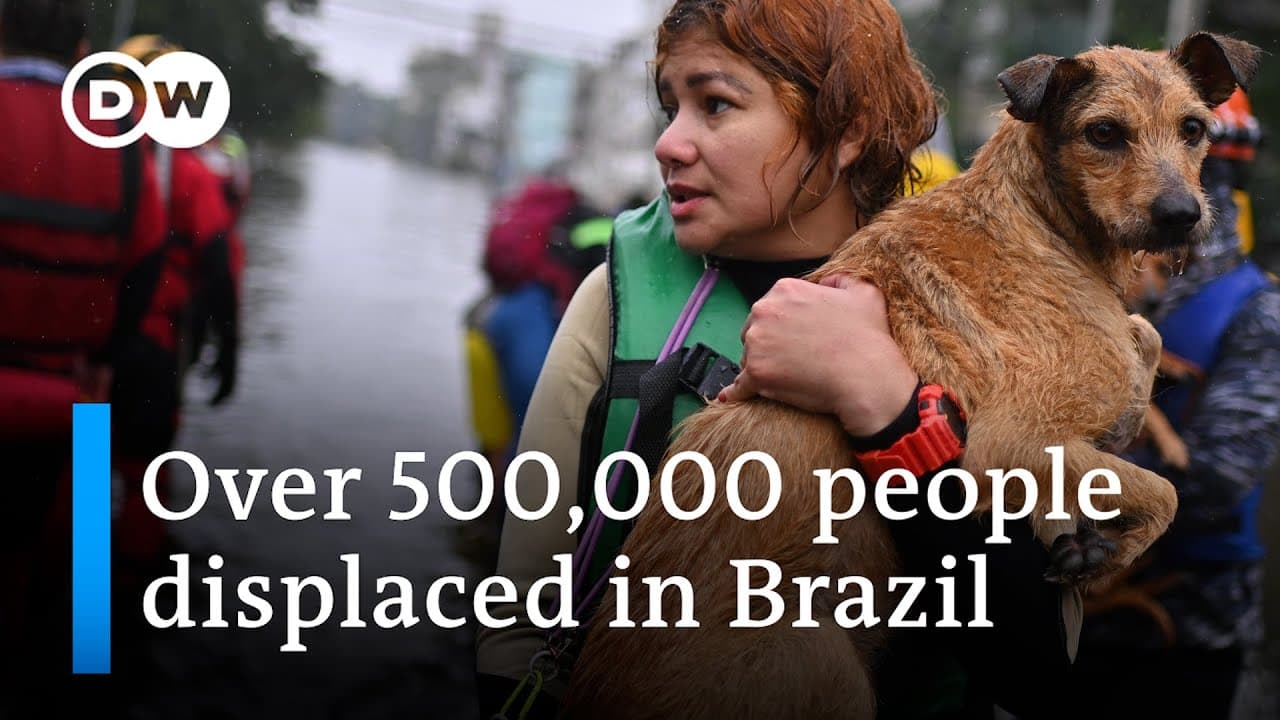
[1128,313,1163,371]
[1043,526,1118,585]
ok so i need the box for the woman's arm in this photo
[475,265,610,709]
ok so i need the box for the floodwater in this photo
[127,140,498,719]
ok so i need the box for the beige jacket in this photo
[474,264,610,696]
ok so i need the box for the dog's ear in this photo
[997,54,1094,123]
[1171,32,1261,107]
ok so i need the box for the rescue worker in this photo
[198,127,253,220]
[109,34,242,587]
[191,127,250,375]
[1060,88,1280,720]
[0,0,166,689]
[1207,87,1262,254]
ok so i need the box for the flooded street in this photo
[129,141,498,719]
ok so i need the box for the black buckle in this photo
[678,343,741,402]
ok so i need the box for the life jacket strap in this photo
[678,342,742,402]
[0,192,122,234]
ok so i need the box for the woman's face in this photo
[655,40,849,260]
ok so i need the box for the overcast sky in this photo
[271,0,654,95]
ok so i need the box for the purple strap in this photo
[547,266,721,637]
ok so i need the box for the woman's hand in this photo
[717,274,918,437]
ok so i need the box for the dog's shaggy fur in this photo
[564,34,1260,719]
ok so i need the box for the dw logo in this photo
[61,50,231,149]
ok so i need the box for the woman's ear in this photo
[836,118,867,172]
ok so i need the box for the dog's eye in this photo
[1181,118,1207,144]
[1085,122,1124,149]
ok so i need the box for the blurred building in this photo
[497,53,580,194]
[434,12,506,175]
[393,48,474,165]
[339,2,672,210]
[324,80,394,148]
[566,33,663,213]
[563,0,671,212]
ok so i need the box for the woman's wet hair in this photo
[655,0,938,223]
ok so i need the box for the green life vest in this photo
[575,193,749,594]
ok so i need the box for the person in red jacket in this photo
[0,0,166,685]
[193,126,252,376]
[107,34,243,593]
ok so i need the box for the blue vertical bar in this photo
[72,403,110,674]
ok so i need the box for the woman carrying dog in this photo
[475,0,1078,717]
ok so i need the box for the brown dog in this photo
[564,34,1259,719]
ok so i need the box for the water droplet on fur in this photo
[1171,247,1190,276]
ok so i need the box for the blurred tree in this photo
[1198,1,1279,271]
[86,0,328,144]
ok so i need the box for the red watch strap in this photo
[854,385,965,484]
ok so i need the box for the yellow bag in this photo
[465,326,514,457]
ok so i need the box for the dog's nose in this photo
[1150,191,1202,229]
